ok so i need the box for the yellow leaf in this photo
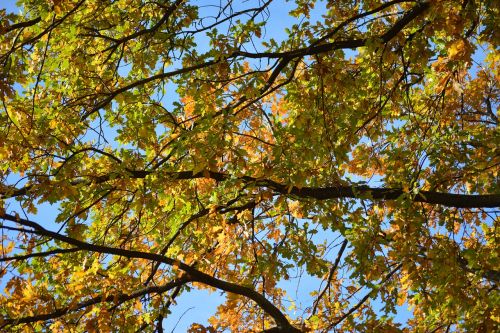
[448,40,465,59]
[193,162,206,175]
[134,300,143,312]
[397,293,407,306]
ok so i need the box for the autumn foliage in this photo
[0,0,498,332]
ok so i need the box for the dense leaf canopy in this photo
[0,0,499,332]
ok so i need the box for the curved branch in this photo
[0,213,298,331]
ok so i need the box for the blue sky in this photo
[2,0,17,14]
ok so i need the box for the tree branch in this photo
[311,239,348,315]
[0,213,298,331]
[2,169,498,208]
[327,263,402,330]
[0,248,79,262]
[0,278,188,327]
[81,1,429,117]
[3,17,41,35]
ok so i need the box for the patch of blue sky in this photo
[2,0,18,14]
[161,287,225,331]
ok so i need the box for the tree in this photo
[0,0,498,331]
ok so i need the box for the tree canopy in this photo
[0,0,499,332]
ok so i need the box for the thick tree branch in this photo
[0,213,298,331]
[236,1,430,59]
[2,169,498,208]
[123,170,500,208]
[3,17,42,35]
